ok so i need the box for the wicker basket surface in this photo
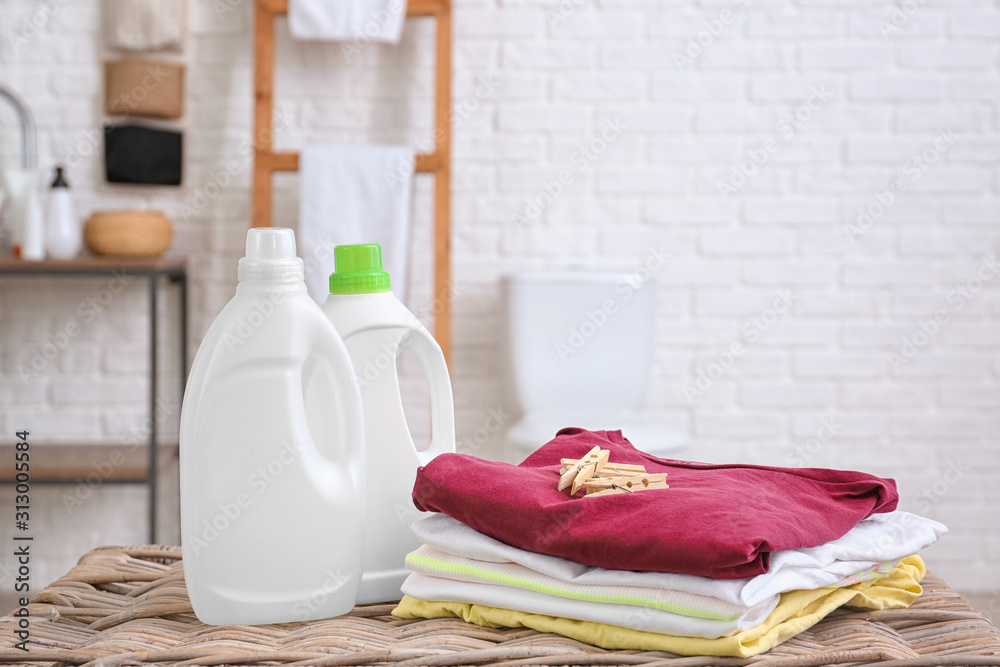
[84,210,173,258]
[0,546,997,667]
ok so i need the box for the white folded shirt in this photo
[402,572,779,639]
[410,511,946,612]
[406,544,783,629]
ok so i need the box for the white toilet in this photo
[502,271,687,463]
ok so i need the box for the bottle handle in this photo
[405,326,455,466]
[300,321,366,473]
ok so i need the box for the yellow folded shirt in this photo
[393,555,925,658]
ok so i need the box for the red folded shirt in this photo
[412,428,898,579]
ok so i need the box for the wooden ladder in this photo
[252,0,452,362]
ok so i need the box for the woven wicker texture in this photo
[1,546,998,667]
[84,210,173,258]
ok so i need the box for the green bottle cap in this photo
[329,243,391,294]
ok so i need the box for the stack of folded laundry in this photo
[392,428,947,658]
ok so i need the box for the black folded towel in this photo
[104,123,182,186]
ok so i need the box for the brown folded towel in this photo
[105,59,184,119]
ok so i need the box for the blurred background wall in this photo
[0,0,997,611]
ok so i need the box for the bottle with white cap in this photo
[179,227,366,625]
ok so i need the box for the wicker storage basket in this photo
[84,209,173,258]
[0,545,998,667]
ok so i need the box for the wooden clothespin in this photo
[584,474,669,498]
[583,473,667,492]
[557,447,612,495]
[560,459,646,474]
[556,446,602,492]
[560,463,649,481]
[571,448,610,495]
[557,450,669,498]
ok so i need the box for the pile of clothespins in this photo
[557,445,669,497]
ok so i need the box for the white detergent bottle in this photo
[180,227,365,626]
[322,244,455,604]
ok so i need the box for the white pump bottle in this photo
[180,228,366,625]
[45,165,81,260]
[322,243,455,603]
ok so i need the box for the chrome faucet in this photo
[0,84,37,170]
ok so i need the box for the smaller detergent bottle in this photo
[322,244,455,604]
[180,227,366,625]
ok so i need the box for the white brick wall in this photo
[0,0,998,597]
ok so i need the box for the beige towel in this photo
[103,0,187,52]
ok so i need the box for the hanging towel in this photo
[409,511,944,613]
[412,428,899,579]
[288,0,408,43]
[299,144,414,303]
[103,0,186,52]
[105,60,185,119]
[104,124,183,186]
[393,556,926,658]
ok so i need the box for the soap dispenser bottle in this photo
[45,166,81,260]
[8,169,45,261]
[322,243,456,604]
[180,227,366,625]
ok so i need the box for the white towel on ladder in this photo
[298,144,415,304]
[288,0,408,43]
